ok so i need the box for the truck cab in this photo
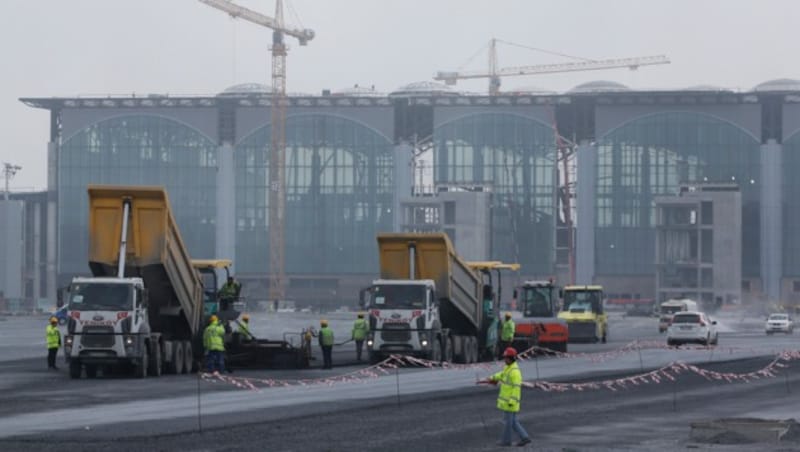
[192,259,240,322]
[558,285,608,343]
[64,277,150,378]
[361,279,442,363]
[513,280,569,352]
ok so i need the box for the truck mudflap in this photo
[565,321,598,343]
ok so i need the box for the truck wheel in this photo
[601,328,608,344]
[148,343,162,377]
[170,342,184,375]
[135,347,148,378]
[451,335,465,364]
[430,339,442,363]
[183,341,194,374]
[468,337,478,363]
[69,360,82,379]
[444,336,454,363]
[85,364,98,379]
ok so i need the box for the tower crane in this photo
[434,38,670,95]
[199,0,314,302]
[435,39,669,284]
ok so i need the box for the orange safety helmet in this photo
[209,315,219,323]
[505,312,512,319]
[49,316,58,324]
[241,314,250,321]
[502,347,517,358]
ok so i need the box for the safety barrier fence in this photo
[201,342,800,393]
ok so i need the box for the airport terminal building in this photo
[19,78,800,308]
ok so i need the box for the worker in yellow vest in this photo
[319,319,334,369]
[46,317,61,370]
[480,347,531,447]
[351,313,369,361]
[499,312,515,359]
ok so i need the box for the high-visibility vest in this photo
[352,318,369,340]
[238,321,251,337]
[204,321,225,351]
[46,324,61,349]
[501,319,516,341]
[320,326,334,347]
[492,361,523,412]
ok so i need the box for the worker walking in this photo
[480,347,532,447]
[351,313,369,361]
[499,312,515,359]
[203,315,226,373]
[46,316,61,370]
[238,314,253,341]
[319,319,334,369]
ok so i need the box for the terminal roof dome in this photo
[506,85,557,95]
[684,85,732,92]
[569,80,630,94]
[332,85,384,97]
[391,81,459,96]
[753,78,800,92]
[218,83,272,96]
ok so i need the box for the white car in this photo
[667,311,718,346]
[765,313,794,334]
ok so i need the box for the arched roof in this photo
[218,83,272,96]
[331,85,384,97]
[683,85,733,92]
[753,78,800,92]
[506,85,557,95]
[390,81,459,96]
[569,80,630,94]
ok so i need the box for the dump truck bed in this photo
[377,233,482,330]
[87,185,203,337]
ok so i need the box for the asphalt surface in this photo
[0,311,798,451]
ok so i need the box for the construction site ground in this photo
[1,311,798,451]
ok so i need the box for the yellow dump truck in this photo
[64,185,204,378]
[360,233,500,364]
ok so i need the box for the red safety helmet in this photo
[502,347,517,358]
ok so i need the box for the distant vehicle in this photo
[557,285,608,343]
[51,305,69,325]
[667,311,718,346]
[659,298,699,333]
[276,300,297,313]
[765,313,794,335]
[512,279,569,353]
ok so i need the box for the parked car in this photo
[765,313,794,335]
[667,311,718,346]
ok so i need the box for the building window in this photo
[793,281,800,293]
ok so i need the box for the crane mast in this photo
[199,0,314,303]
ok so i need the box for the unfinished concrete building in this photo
[655,184,742,308]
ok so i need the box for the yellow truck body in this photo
[87,185,203,336]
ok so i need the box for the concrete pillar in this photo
[216,142,236,270]
[576,141,597,285]
[393,142,414,232]
[33,202,41,303]
[46,141,57,302]
[760,139,782,301]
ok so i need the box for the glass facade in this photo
[434,113,557,275]
[596,112,761,276]
[234,114,394,275]
[59,115,217,275]
[783,131,800,276]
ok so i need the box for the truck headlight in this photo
[124,336,134,347]
[420,339,429,347]
[367,339,373,347]
[65,336,73,346]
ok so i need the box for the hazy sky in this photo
[2,0,799,190]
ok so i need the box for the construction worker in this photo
[218,276,241,312]
[351,312,369,361]
[480,347,532,447]
[46,317,61,370]
[203,315,226,373]
[319,319,334,369]
[238,314,253,341]
[499,312,515,359]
